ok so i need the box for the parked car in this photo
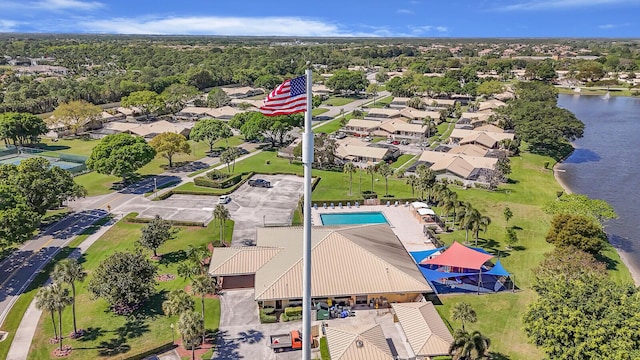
[218,195,231,204]
[386,138,393,144]
[248,178,271,188]
[363,136,372,142]
[268,330,306,353]
[335,132,347,139]
[392,140,400,145]
[400,139,409,145]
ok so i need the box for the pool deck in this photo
[311,204,437,252]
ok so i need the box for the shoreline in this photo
[553,161,640,286]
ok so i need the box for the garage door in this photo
[221,275,255,289]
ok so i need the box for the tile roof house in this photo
[375,120,428,140]
[326,324,394,360]
[392,302,454,359]
[209,224,432,308]
[103,120,193,139]
[176,106,242,120]
[220,86,264,99]
[449,129,514,149]
[478,99,506,112]
[365,108,402,120]
[417,150,498,181]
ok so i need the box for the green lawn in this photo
[312,108,329,116]
[322,96,357,107]
[0,217,112,360]
[313,114,352,134]
[65,136,246,196]
[27,218,230,360]
[365,96,393,108]
[391,154,415,169]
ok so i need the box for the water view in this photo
[557,94,640,281]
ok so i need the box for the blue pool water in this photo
[320,212,388,226]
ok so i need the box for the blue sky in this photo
[0,0,638,37]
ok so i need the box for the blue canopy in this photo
[410,247,445,264]
[484,259,511,277]
[417,265,481,282]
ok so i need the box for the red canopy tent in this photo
[420,241,494,270]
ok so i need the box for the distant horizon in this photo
[0,0,638,37]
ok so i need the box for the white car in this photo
[218,195,231,204]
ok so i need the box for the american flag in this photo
[260,75,308,116]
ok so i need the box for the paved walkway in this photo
[316,91,390,118]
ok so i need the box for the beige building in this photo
[478,99,506,112]
[376,119,428,140]
[176,106,242,120]
[326,324,394,360]
[392,302,454,359]
[344,119,381,136]
[399,108,441,123]
[209,224,432,309]
[103,120,193,139]
[417,150,498,181]
[366,108,402,120]
[449,129,514,149]
[221,86,264,99]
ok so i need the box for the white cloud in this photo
[0,19,20,32]
[410,25,449,34]
[77,16,389,37]
[397,9,415,14]
[598,24,616,29]
[0,0,103,11]
[496,0,634,11]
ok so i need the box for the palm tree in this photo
[405,174,418,197]
[191,275,217,343]
[343,162,356,196]
[470,213,491,246]
[448,329,490,360]
[230,147,241,172]
[416,165,436,202]
[178,310,205,360]
[51,258,86,337]
[213,205,230,245]
[162,289,195,316]
[35,285,59,342]
[49,283,71,351]
[185,245,210,275]
[450,302,477,331]
[377,162,393,197]
[366,164,377,193]
[458,203,477,243]
[503,207,513,226]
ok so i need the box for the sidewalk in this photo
[5,215,120,360]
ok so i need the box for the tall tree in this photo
[366,164,377,193]
[49,283,72,352]
[3,157,87,215]
[325,69,368,94]
[0,183,41,249]
[503,207,513,226]
[87,251,157,315]
[207,88,230,108]
[138,215,176,258]
[450,302,478,332]
[51,100,102,135]
[448,330,491,360]
[213,205,230,245]
[178,310,205,360]
[148,132,191,168]
[190,119,232,152]
[343,162,356,196]
[35,285,59,342]
[86,133,156,183]
[545,214,607,254]
[405,174,418,197]
[162,289,195,316]
[161,84,199,113]
[416,164,436,202]
[51,259,86,337]
[191,275,217,344]
[377,162,393,197]
[121,90,165,120]
[0,112,48,146]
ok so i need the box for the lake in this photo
[556,93,640,282]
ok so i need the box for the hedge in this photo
[155,172,255,200]
[195,172,245,188]
[284,306,302,317]
[320,337,330,360]
[124,342,175,360]
[260,308,278,323]
[123,212,205,227]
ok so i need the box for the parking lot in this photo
[115,175,304,245]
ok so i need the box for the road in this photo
[314,91,390,119]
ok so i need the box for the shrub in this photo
[285,306,302,317]
[320,337,330,360]
[260,308,277,323]
[206,169,229,180]
[123,212,204,227]
[195,172,247,188]
[262,306,275,315]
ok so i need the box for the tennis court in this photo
[0,153,86,173]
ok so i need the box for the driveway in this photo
[225,175,304,246]
[215,290,308,360]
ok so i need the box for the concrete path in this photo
[316,91,390,118]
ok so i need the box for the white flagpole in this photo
[302,66,314,360]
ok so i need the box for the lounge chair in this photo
[323,203,327,209]
[347,202,351,208]
[314,203,318,210]
[338,202,342,208]
[330,203,335,209]
[394,201,399,207]
[355,201,360,208]
[405,201,409,207]
[386,201,391,207]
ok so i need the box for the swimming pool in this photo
[320,212,388,226]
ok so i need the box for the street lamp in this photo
[170,323,174,344]
[154,178,158,199]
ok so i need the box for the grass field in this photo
[27,218,231,360]
[364,96,393,108]
[42,136,245,196]
[0,217,112,360]
[312,108,329,116]
[322,96,357,107]
[556,87,638,97]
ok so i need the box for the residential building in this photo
[326,324,394,360]
[220,86,264,99]
[449,129,514,149]
[416,150,498,181]
[365,108,402,120]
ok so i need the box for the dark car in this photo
[248,178,271,188]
